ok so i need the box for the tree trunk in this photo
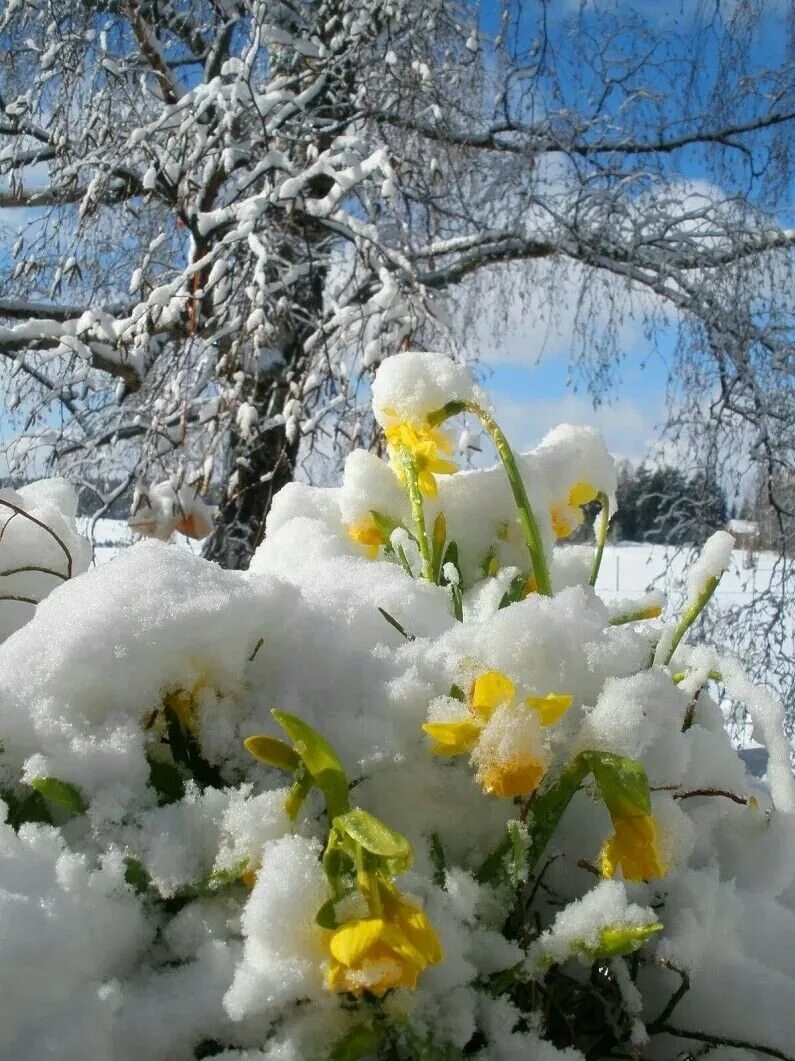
[202,397,299,570]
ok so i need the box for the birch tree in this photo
[1,0,793,576]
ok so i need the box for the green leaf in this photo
[333,807,413,873]
[448,684,466,702]
[1,787,52,830]
[586,751,653,819]
[593,920,664,958]
[123,856,150,895]
[30,776,87,816]
[243,735,301,772]
[429,832,446,889]
[498,572,528,610]
[431,512,447,583]
[439,540,460,585]
[146,754,186,805]
[480,543,499,578]
[369,509,408,543]
[272,710,350,820]
[194,858,250,895]
[329,1024,380,1061]
[315,898,339,929]
[284,765,315,821]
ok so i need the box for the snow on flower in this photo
[0,351,793,1060]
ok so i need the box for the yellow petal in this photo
[550,504,578,539]
[522,575,538,598]
[394,903,444,965]
[527,693,574,726]
[429,457,458,476]
[478,755,546,799]
[422,720,482,756]
[568,481,599,507]
[469,670,515,720]
[329,918,387,965]
[599,814,667,882]
[417,469,438,497]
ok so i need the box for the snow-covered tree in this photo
[1,0,794,572]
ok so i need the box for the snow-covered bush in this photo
[0,352,793,1061]
[0,479,91,643]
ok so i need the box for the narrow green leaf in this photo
[244,735,301,772]
[30,776,87,815]
[449,684,466,702]
[377,607,416,642]
[272,710,350,820]
[429,832,446,889]
[431,512,447,583]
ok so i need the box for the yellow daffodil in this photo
[423,670,573,799]
[599,813,667,882]
[326,897,443,997]
[550,480,599,540]
[346,514,385,559]
[385,422,458,498]
[476,754,547,799]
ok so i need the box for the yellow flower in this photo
[422,671,573,780]
[527,693,574,726]
[469,670,516,721]
[599,813,667,882]
[640,603,662,619]
[326,898,443,997]
[421,718,482,756]
[346,514,385,559]
[385,422,457,497]
[550,480,599,540]
[477,755,547,799]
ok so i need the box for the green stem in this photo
[590,491,610,587]
[428,401,552,596]
[659,574,721,667]
[396,445,434,582]
[671,669,723,685]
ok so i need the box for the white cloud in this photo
[489,391,663,465]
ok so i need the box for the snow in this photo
[0,352,792,1059]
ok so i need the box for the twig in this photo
[647,961,690,1029]
[0,498,73,578]
[657,1024,793,1060]
[0,564,69,581]
[377,607,415,641]
[673,788,748,806]
[0,594,39,605]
